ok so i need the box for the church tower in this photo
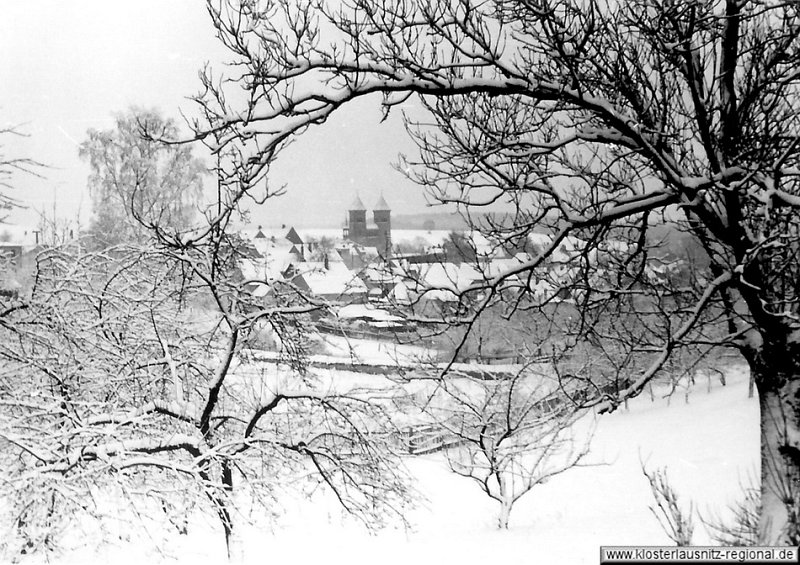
[346,194,367,239]
[373,194,391,255]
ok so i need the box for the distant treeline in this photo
[391,212,471,231]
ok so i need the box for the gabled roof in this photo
[288,245,306,261]
[374,194,390,211]
[349,194,366,211]
[289,261,368,297]
[285,226,304,245]
[236,242,264,260]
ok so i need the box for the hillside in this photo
[53,363,756,565]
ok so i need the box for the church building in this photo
[342,194,392,256]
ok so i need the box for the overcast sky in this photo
[0,1,431,230]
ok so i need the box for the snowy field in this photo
[25,365,757,565]
[318,334,437,364]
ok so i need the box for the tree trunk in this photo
[498,498,513,529]
[754,357,800,545]
[209,488,236,558]
[220,460,243,561]
[200,461,239,560]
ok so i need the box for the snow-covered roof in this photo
[289,261,368,297]
[529,233,552,247]
[396,262,482,302]
[336,303,403,322]
[285,227,304,245]
[324,249,344,263]
[359,246,381,258]
[550,236,591,263]
[419,262,481,290]
[349,194,366,211]
[480,256,532,280]
[244,227,345,245]
[360,266,398,283]
[249,283,272,298]
[374,194,390,211]
[240,242,304,282]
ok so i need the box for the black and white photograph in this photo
[1,1,797,563]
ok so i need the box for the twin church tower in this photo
[342,194,391,256]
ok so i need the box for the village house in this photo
[0,223,45,298]
[283,260,368,303]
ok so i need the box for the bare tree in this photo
[643,464,695,546]
[703,477,760,546]
[442,231,477,264]
[306,235,337,261]
[1,114,415,559]
[0,124,44,218]
[80,108,206,247]
[190,0,800,544]
[0,240,413,559]
[401,365,591,529]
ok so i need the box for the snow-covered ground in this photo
[27,365,758,565]
[317,334,437,364]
